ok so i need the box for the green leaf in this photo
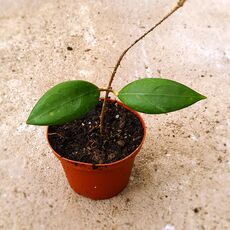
[118,78,206,114]
[27,80,100,125]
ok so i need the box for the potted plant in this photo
[26,0,206,199]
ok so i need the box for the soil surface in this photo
[48,100,144,164]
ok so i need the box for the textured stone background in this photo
[0,0,230,229]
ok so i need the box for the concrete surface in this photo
[0,0,230,229]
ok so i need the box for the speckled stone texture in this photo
[0,0,230,229]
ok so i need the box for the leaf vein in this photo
[120,92,197,98]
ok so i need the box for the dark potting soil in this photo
[48,100,144,164]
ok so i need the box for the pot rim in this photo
[46,98,147,168]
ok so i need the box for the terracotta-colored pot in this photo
[46,99,146,200]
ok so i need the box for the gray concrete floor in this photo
[0,0,230,229]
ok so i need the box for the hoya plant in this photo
[26,0,206,132]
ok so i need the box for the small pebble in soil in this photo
[117,140,125,147]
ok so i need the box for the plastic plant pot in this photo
[46,99,146,200]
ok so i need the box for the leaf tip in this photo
[26,112,38,125]
[199,94,207,100]
[26,116,33,125]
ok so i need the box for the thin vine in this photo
[99,0,186,134]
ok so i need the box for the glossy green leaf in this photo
[118,78,206,114]
[27,80,100,125]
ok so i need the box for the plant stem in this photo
[99,0,186,134]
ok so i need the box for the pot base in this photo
[61,158,134,200]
